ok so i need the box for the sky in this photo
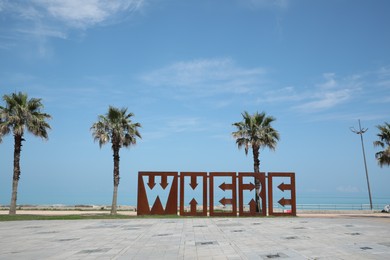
[0,0,389,207]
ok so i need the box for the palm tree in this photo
[0,92,51,215]
[91,106,141,214]
[373,122,390,167]
[232,111,280,212]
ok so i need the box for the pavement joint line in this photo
[0,214,389,259]
[112,221,153,260]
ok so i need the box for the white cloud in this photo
[377,66,390,78]
[141,116,208,142]
[33,0,144,29]
[166,117,203,133]
[0,0,144,40]
[0,0,145,56]
[140,58,267,98]
[258,86,303,103]
[291,69,390,121]
[296,88,352,111]
[16,27,67,39]
[376,66,390,89]
[256,73,358,112]
[141,60,389,118]
[306,112,387,122]
[293,73,360,112]
[318,73,337,89]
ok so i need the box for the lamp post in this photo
[350,119,373,210]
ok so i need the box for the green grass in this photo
[0,214,134,221]
[0,213,189,221]
[0,214,294,221]
[0,212,296,221]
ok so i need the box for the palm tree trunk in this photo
[111,146,120,215]
[252,146,261,213]
[9,135,23,215]
[111,184,118,215]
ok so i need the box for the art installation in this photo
[137,171,296,217]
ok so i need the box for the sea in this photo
[294,194,389,211]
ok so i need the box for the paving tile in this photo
[0,216,389,259]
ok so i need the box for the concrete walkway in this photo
[0,215,389,259]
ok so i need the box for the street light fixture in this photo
[350,119,373,210]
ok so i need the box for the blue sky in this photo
[0,0,389,207]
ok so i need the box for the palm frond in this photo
[374,122,390,167]
[232,110,279,155]
[1,92,51,140]
[91,106,141,150]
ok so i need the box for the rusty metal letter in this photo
[268,172,296,216]
[209,172,237,217]
[179,172,208,216]
[137,171,178,215]
[238,172,267,216]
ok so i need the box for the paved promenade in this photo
[0,215,389,259]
